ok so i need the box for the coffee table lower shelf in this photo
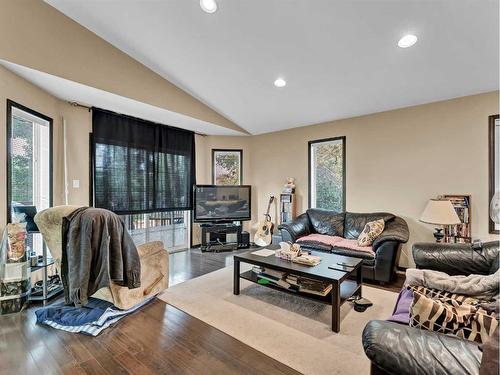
[239,270,360,305]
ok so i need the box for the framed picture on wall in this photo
[212,149,242,185]
[489,114,500,234]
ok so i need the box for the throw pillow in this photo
[357,219,385,247]
[408,286,498,344]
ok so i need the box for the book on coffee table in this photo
[292,254,321,266]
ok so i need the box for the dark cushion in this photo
[306,209,345,236]
[413,241,499,276]
[480,327,499,375]
[331,246,375,261]
[363,320,482,375]
[344,212,395,240]
[298,241,333,253]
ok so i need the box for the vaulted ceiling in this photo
[47,0,499,135]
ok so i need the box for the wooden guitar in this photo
[254,196,275,246]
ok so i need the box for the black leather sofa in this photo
[278,209,409,283]
[362,241,500,375]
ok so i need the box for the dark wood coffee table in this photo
[233,249,363,332]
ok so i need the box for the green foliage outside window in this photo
[11,116,33,205]
[313,140,344,212]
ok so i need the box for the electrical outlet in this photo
[72,179,80,189]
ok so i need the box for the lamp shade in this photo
[420,199,461,225]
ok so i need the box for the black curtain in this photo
[91,108,195,214]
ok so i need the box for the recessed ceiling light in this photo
[274,78,287,88]
[398,34,418,48]
[200,0,217,13]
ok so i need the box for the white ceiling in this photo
[47,0,499,135]
[0,60,243,136]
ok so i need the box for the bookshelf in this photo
[439,194,471,243]
[280,193,297,224]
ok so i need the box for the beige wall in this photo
[229,91,498,267]
[192,135,252,245]
[0,65,62,231]
[0,0,246,134]
[2,62,498,266]
[0,66,95,232]
[59,103,92,207]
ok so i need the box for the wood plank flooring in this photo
[0,248,301,375]
[0,248,403,375]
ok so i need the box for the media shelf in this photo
[200,223,241,252]
[439,194,472,243]
[280,193,297,224]
[239,270,359,305]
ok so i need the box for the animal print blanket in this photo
[408,285,498,344]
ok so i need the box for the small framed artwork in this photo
[212,149,242,185]
[489,114,500,234]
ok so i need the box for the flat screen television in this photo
[193,185,251,222]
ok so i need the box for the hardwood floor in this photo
[0,247,403,375]
[0,248,301,375]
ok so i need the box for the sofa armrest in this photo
[372,217,409,250]
[34,205,83,265]
[278,213,311,243]
[362,320,481,375]
[373,241,400,283]
[412,241,499,276]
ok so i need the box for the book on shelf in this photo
[299,284,332,296]
[440,194,472,243]
[286,275,332,296]
[251,267,332,296]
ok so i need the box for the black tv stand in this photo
[200,223,245,252]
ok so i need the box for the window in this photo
[91,108,195,251]
[7,100,53,255]
[7,100,52,221]
[91,108,195,214]
[308,137,345,211]
[121,211,190,251]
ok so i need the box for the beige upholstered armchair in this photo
[34,205,169,310]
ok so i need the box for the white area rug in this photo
[158,266,398,375]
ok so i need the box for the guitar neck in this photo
[265,196,274,218]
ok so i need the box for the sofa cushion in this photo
[331,246,375,262]
[306,209,345,236]
[296,234,375,261]
[344,212,395,240]
[296,233,341,248]
[333,238,375,257]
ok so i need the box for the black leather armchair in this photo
[362,241,500,375]
[278,209,409,283]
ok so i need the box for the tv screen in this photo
[194,185,251,222]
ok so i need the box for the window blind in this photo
[91,108,195,214]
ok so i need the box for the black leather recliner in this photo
[278,209,409,283]
[362,241,500,375]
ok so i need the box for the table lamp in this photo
[420,199,461,242]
